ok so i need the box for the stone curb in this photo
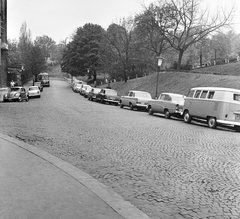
[0,132,152,219]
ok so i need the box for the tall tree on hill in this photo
[106,17,135,82]
[146,0,234,70]
[61,23,105,82]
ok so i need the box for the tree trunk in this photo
[200,48,203,68]
[177,51,184,71]
[124,68,127,82]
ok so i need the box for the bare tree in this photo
[154,0,234,70]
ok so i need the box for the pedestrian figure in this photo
[10,80,15,87]
[106,83,111,89]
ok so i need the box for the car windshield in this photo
[29,87,38,91]
[106,90,117,95]
[135,92,151,98]
[10,87,20,92]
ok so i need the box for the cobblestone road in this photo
[0,79,240,219]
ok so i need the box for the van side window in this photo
[194,90,201,98]
[187,90,194,97]
[233,94,240,101]
[207,91,215,99]
[200,90,208,99]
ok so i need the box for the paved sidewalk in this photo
[0,133,151,219]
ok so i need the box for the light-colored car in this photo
[79,84,90,95]
[28,86,41,98]
[88,88,101,101]
[147,93,185,119]
[96,88,119,105]
[119,90,152,110]
[73,83,84,93]
[3,87,29,102]
[82,85,92,98]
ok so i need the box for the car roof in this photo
[190,87,240,93]
[29,86,39,88]
[161,93,185,97]
[128,90,150,94]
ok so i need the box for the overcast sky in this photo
[7,0,240,44]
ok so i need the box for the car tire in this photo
[26,97,29,102]
[207,117,217,129]
[183,110,191,123]
[234,125,240,132]
[129,103,134,110]
[148,106,153,115]
[164,109,171,119]
[100,98,105,104]
[120,102,123,108]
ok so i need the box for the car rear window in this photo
[233,94,240,101]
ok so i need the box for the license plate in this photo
[235,114,240,121]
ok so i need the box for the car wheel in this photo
[148,106,153,115]
[115,102,119,106]
[129,103,134,110]
[100,98,105,104]
[26,97,29,102]
[183,110,191,123]
[207,117,217,129]
[164,109,171,119]
[18,96,22,102]
[234,125,240,132]
[120,102,123,108]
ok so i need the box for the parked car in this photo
[73,83,84,93]
[3,86,29,102]
[79,84,91,95]
[34,82,43,92]
[28,86,41,98]
[119,90,152,110]
[147,93,185,119]
[0,87,9,102]
[96,88,119,105]
[88,88,101,101]
[82,85,92,98]
[183,87,240,131]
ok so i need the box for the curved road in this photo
[0,78,240,219]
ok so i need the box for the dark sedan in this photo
[96,88,119,106]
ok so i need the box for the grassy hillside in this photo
[190,61,240,76]
[109,71,240,98]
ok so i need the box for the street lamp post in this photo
[155,56,164,99]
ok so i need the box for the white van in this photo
[183,87,240,131]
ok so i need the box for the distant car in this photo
[34,82,43,92]
[79,84,91,95]
[72,83,83,93]
[147,93,185,119]
[3,86,29,102]
[88,88,101,101]
[119,90,152,110]
[82,85,92,98]
[28,86,41,98]
[96,88,119,105]
[0,87,9,102]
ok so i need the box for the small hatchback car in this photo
[3,87,29,102]
[28,86,41,98]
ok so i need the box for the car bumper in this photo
[104,99,119,104]
[29,93,40,97]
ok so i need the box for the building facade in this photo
[0,0,8,87]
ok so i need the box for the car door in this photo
[153,94,165,113]
[21,88,27,99]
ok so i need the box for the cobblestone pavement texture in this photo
[0,79,240,219]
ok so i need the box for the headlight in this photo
[14,93,20,97]
[4,94,7,98]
